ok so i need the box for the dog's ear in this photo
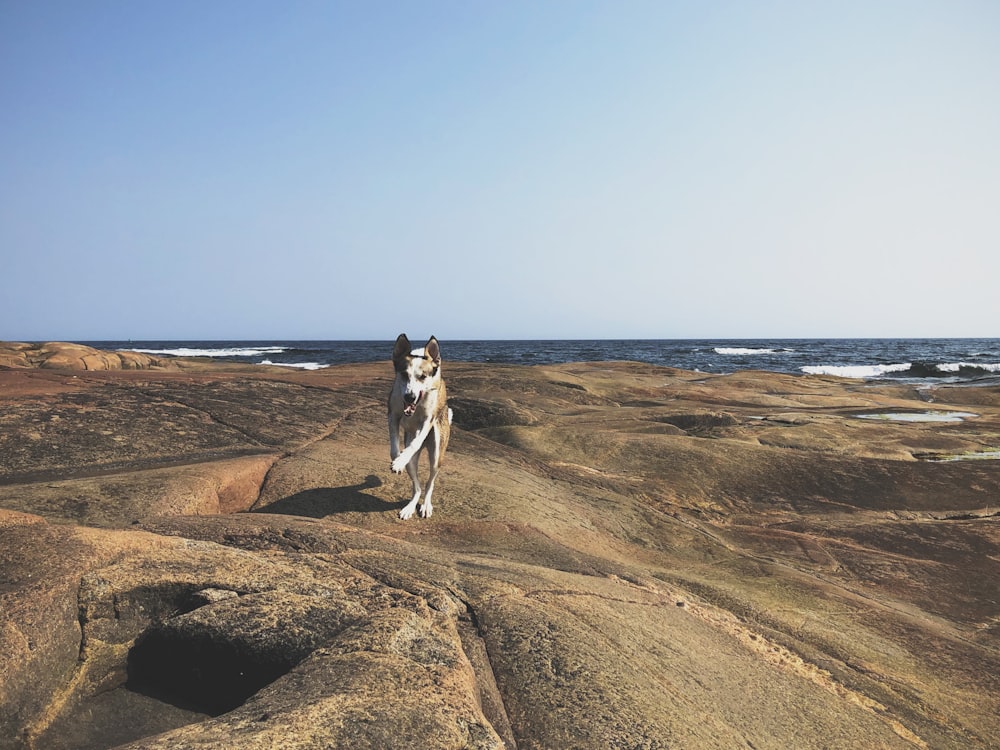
[393,334,411,362]
[425,336,441,364]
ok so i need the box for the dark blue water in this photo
[81,339,1000,384]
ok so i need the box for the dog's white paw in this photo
[390,455,408,473]
[419,501,433,519]
[399,503,417,520]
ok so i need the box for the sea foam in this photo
[714,347,792,355]
[259,359,328,370]
[936,362,1000,373]
[801,363,912,378]
[129,346,288,358]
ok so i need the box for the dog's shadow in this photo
[255,474,399,518]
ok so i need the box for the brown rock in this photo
[0,341,163,371]
[0,342,32,368]
[1,346,999,748]
[1,511,502,750]
[0,455,276,527]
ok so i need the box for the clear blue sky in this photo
[3,1,998,341]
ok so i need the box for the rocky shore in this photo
[2,341,999,749]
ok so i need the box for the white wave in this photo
[259,359,328,370]
[129,346,288,358]
[801,363,911,378]
[714,347,792,355]
[936,362,1000,373]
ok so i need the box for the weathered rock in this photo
[0,371,356,486]
[0,456,275,527]
[448,397,539,430]
[0,342,32,369]
[1,349,999,749]
[2,510,501,749]
[0,342,164,371]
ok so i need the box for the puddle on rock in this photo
[854,411,979,423]
[920,450,1000,463]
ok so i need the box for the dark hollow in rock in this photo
[126,592,363,715]
[128,628,285,715]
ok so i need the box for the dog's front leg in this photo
[399,432,420,521]
[388,413,402,462]
[398,449,422,520]
[391,418,433,474]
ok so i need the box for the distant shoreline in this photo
[57,337,1000,385]
[4,338,1000,385]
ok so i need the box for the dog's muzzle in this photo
[403,391,422,415]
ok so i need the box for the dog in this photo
[388,334,453,520]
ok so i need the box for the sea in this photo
[82,338,1000,386]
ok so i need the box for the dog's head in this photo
[392,334,442,416]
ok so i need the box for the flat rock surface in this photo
[2,345,999,748]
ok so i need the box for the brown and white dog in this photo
[388,334,452,520]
